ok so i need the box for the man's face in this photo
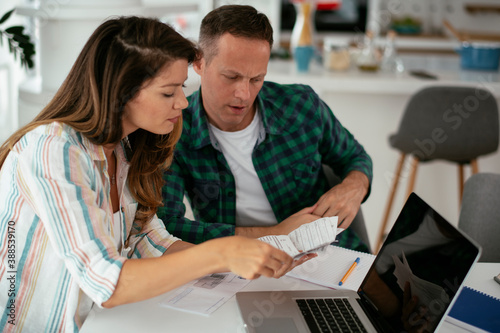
[194,33,271,132]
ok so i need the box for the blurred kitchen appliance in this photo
[281,0,367,33]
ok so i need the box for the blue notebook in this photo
[448,286,500,332]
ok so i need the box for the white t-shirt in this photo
[209,110,277,227]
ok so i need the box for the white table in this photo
[80,262,500,333]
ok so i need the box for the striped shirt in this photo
[159,82,372,251]
[0,122,179,332]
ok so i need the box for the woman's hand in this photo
[205,236,316,280]
[103,236,318,308]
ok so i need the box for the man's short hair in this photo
[199,5,273,64]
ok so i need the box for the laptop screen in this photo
[358,193,481,332]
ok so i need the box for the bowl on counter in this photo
[390,17,422,35]
[457,42,500,71]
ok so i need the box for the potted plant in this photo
[0,8,35,69]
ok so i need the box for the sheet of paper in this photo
[289,216,340,252]
[287,245,375,291]
[443,316,490,333]
[159,273,250,316]
[293,226,345,259]
[258,235,301,257]
[259,217,344,258]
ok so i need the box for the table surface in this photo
[81,262,500,333]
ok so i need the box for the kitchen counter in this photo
[266,54,500,96]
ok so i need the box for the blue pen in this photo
[339,257,360,286]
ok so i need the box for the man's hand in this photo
[271,205,321,235]
[312,171,369,228]
[235,206,320,238]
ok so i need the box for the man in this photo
[158,5,373,252]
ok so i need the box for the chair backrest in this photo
[390,86,499,163]
[322,165,371,252]
[458,173,500,262]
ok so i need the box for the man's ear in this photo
[193,58,204,75]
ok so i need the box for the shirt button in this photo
[121,207,125,212]
[227,191,234,197]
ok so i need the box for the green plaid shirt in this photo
[158,82,373,252]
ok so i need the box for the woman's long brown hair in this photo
[0,16,198,226]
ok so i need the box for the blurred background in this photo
[1,0,499,251]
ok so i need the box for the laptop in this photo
[236,193,482,333]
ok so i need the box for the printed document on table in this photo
[159,273,250,316]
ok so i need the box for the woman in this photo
[0,16,314,331]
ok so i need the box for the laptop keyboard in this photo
[296,298,368,333]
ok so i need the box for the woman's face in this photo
[122,59,189,137]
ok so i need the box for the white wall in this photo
[0,0,26,143]
[15,0,216,127]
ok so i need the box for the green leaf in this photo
[23,56,34,69]
[0,10,36,70]
[13,34,29,44]
[21,42,35,52]
[0,9,14,25]
[5,26,24,35]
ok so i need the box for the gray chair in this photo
[376,86,499,251]
[458,173,500,262]
[322,165,371,252]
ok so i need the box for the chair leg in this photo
[376,153,406,252]
[458,164,465,205]
[460,160,479,206]
[406,156,419,199]
[470,159,479,174]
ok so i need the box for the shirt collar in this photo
[80,134,128,165]
[81,135,106,161]
[187,88,214,150]
[256,83,289,136]
[188,82,287,150]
